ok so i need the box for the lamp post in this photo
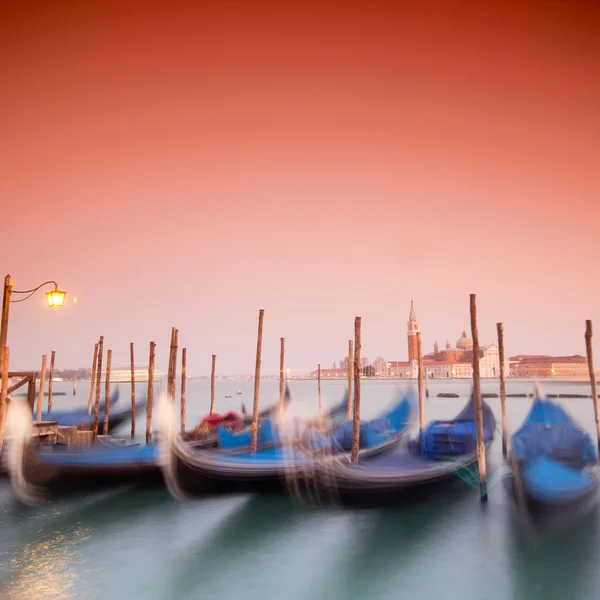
[0,273,66,449]
[0,274,66,354]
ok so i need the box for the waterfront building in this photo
[388,302,506,379]
[509,355,587,378]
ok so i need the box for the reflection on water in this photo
[5,525,92,600]
[508,507,600,600]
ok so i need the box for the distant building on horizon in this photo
[387,302,505,379]
[311,302,590,381]
[509,355,587,378]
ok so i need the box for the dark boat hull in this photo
[165,442,290,497]
[314,452,482,508]
[12,444,162,501]
[165,433,402,499]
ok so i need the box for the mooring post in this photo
[167,328,178,404]
[250,309,264,453]
[146,341,155,445]
[130,342,136,438]
[47,350,55,413]
[210,355,216,414]
[102,349,112,435]
[35,355,47,422]
[425,367,430,398]
[585,320,600,453]
[27,372,36,413]
[88,343,98,414]
[417,332,424,431]
[0,347,9,451]
[347,340,353,420]
[180,347,187,433]
[92,336,104,440]
[470,294,488,502]
[497,322,508,458]
[351,317,361,464]
[317,363,322,419]
[279,338,285,415]
[73,376,77,395]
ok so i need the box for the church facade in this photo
[387,302,506,379]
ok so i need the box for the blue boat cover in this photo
[217,419,279,449]
[521,455,597,503]
[331,396,414,451]
[35,388,121,423]
[418,395,496,459]
[40,444,157,466]
[512,398,596,468]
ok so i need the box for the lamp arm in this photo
[11,281,59,303]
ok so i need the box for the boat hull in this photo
[314,451,482,508]
[165,433,402,498]
[13,445,162,500]
[505,472,599,534]
[165,442,292,497]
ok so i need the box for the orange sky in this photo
[1,0,600,375]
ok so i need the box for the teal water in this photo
[2,378,600,599]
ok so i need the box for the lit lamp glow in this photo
[46,286,66,308]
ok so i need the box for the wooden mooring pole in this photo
[0,347,9,451]
[347,340,353,420]
[72,376,77,395]
[180,347,187,433]
[497,322,508,458]
[47,350,55,413]
[35,355,47,422]
[585,320,600,453]
[279,338,285,414]
[250,309,264,453]
[351,317,361,464]
[130,342,136,438]
[92,336,104,440]
[317,363,322,419]
[146,341,155,445]
[103,349,112,435]
[470,294,488,502]
[417,332,424,431]
[88,343,98,414]
[167,328,178,404]
[210,355,216,414]
[27,373,36,413]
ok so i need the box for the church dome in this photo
[456,330,473,350]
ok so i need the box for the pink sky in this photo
[1,0,599,375]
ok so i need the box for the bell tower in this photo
[407,300,420,362]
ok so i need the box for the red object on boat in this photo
[201,413,225,427]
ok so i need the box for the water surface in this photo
[1,378,600,599]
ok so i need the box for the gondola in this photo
[182,383,348,449]
[162,391,415,499]
[55,396,147,432]
[313,394,496,508]
[34,387,120,425]
[505,384,598,531]
[182,382,295,447]
[5,399,162,504]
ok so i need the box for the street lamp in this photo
[45,284,67,308]
[1,274,67,352]
[0,274,67,449]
